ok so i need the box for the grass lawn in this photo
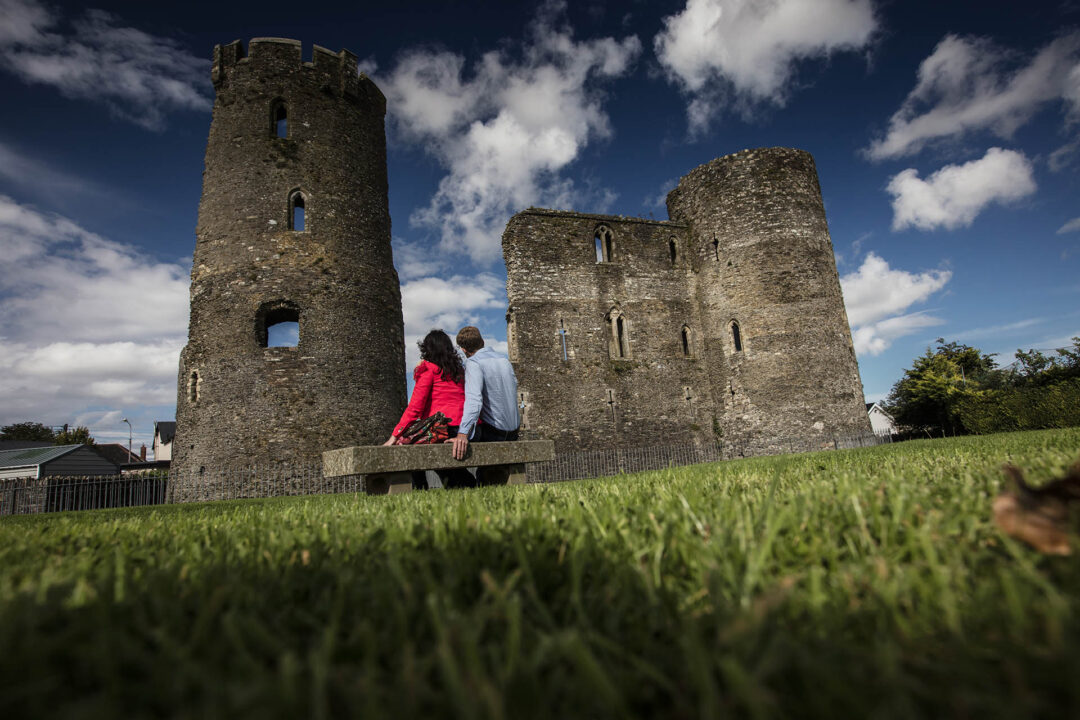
[3,429,1080,719]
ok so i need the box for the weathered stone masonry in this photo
[503,148,871,455]
[174,38,406,472]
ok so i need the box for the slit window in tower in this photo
[681,325,691,356]
[731,321,742,352]
[272,101,288,138]
[506,309,517,361]
[615,315,627,358]
[712,237,720,261]
[595,225,613,262]
[669,238,678,264]
[290,192,305,231]
[188,370,199,404]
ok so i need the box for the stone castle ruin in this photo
[174,38,870,472]
[174,39,406,474]
[503,148,871,456]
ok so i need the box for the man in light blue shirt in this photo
[451,326,520,461]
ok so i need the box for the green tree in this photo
[1005,337,1080,387]
[885,340,995,437]
[54,425,95,446]
[0,422,55,441]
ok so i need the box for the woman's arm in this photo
[391,363,435,437]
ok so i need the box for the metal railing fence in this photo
[0,432,885,516]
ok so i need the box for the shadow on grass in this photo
[2,523,1078,720]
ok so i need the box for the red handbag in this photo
[397,412,451,445]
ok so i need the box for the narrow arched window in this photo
[289,191,306,231]
[669,238,678,265]
[271,100,288,138]
[711,237,720,261]
[606,307,629,358]
[188,370,200,404]
[731,321,742,352]
[681,325,692,356]
[506,309,517,361]
[595,225,613,263]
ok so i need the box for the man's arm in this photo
[453,358,483,460]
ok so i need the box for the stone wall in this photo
[174,38,406,472]
[503,210,719,451]
[503,148,871,456]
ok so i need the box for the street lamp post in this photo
[121,418,132,463]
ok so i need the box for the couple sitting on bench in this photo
[382,326,519,488]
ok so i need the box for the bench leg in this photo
[478,463,526,486]
[366,472,413,495]
[506,463,526,485]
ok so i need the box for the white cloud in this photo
[356,55,377,77]
[866,32,1080,160]
[1058,217,1080,234]
[381,0,641,264]
[392,236,448,281]
[840,252,951,355]
[654,0,877,134]
[0,139,108,203]
[645,177,678,211]
[952,317,1047,343]
[0,0,210,129]
[0,195,189,442]
[399,273,506,370]
[887,147,1036,231]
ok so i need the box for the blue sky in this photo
[0,0,1078,452]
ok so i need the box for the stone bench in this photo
[322,440,555,494]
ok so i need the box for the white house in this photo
[153,421,175,462]
[866,402,897,437]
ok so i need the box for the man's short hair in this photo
[456,326,485,354]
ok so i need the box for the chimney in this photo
[140,444,147,461]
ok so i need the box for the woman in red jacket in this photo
[383,329,474,488]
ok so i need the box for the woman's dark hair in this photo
[418,329,465,385]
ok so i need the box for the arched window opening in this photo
[271,100,288,138]
[188,370,200,404]
[669,238,678,265]
[267,320,299,347]
[681,325,692,356]
[257,301,301,348]
[606,307,629,359]
[731,321,743,352]
[289,191,306,231]
[557,318,569,361]
[595,225,614,263]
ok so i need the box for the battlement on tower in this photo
[211,38,383,110]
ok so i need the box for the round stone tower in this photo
[174,38,406,473]
[667,147,869,450]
